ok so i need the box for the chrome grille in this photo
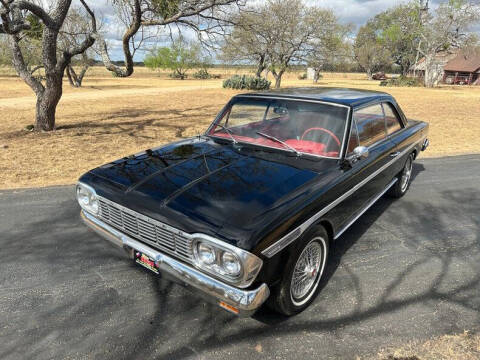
[98,197,193,262]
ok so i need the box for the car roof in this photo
[237,87,395,108]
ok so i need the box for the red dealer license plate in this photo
[134,251,159,274]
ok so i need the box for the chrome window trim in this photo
[382,102,404,135]
[261,138,424,258]
[206,95,351,160]
[346,116,360,156]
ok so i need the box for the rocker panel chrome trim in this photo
[334,177,398,240]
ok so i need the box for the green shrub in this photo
[380,76,422,87]
[298,72,307,80]
[222,75,271,90]
[193,68,212,79]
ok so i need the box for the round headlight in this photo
[76,183,99,215]
[221,251,242,276]
[197,243,216,265]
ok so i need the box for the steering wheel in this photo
[301,127,341,151]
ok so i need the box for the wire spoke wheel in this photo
[400,156,413,192]
[290,237,326,306]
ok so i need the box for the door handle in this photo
[390,151,401,157]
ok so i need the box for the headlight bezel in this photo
[191,234,263,288]
[76,182,100,215]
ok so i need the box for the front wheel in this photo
[269,225,329,316]
[389,152,414,198]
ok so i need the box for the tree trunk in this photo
[66,64,89,87]
[423,53,443,88]
[255,55,266,78]
[313,69,321,83]
[255,64,265,78]
[34,76,63,131]
[273,70,284,89]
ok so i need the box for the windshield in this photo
[207,97,349,158]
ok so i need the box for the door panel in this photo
[328,104,396,234]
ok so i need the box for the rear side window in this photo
[383,103,402,134]
[354,104,386,147]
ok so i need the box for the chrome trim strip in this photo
[234,95,351,109]
[81,211,270,317]
[334,177,398,240]
[261,138,423,258]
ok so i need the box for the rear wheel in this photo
[389,153,414,198]
[269,225,329,316]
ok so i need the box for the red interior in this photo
[301,127,341,147]
[212,132,339,157]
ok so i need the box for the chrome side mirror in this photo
[345,146,369,166]
[353,146,369,160]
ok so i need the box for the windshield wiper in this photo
[215,124,237,144]
[256,131,300,156]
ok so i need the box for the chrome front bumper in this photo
[81,210,270,316]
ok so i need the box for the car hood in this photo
[81,138,336,250]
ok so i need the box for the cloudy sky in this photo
[88,0,477,61]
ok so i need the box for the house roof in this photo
[410,51,457,71]
[444,52,480,73]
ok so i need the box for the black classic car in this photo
[78,88,429,316]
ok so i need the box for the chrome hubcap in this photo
[400,157,413,192]
[291,240,323,303]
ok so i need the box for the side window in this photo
[347,120,359,154]
[383,103,402,135]
[354,104,386,147]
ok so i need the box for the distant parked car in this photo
[77,88,429,316]
[372,72,387,80]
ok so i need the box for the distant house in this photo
[443,52,480,85]
[410,51,480,85]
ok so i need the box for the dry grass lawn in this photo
[0,66,479,189]
[374,331,480,360]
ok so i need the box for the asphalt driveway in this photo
[1,155,479,359]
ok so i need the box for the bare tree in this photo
[264,0,337,89]
[0,0,97,131]
[96,0,243,78]
[417,0,480,87]
[221,10,269,78]
[223,0,338,89]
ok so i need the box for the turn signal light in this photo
[219,301,239,314]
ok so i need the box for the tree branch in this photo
[11,0,57,29]
[9,34,44,95]
[57,0,96,72]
